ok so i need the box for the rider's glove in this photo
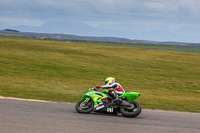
[95,85,102,89]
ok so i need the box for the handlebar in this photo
[92,87,99,92]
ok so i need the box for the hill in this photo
[0,29,200,47]
[0,37,200,112]
[4,29,20,32]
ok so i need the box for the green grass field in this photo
[77,41,200,53]
[0,37,200,112]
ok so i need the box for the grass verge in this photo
[0,37,200,112]
[77,41,200,53]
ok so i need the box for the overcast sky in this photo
[1,0,200,42]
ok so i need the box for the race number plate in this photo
[107,108,113,112]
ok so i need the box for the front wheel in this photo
[120,101,142,118]
[75,99,94,113]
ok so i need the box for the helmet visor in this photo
[105,81,108,85]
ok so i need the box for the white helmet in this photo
[105,77,115,85]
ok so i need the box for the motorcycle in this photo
[75,87,142,118]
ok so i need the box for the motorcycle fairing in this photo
[119,92,141,101]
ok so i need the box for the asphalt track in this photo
[0,97,200,133]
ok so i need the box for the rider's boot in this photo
[111,98,122,105]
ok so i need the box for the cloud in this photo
[0,0,200,42]
[0,17,45,27]
[1,0,200,24]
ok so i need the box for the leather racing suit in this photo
[101,83,125,100]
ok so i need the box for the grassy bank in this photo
[0,37,200,112]
[77,41,200,53]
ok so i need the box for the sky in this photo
[1,0,200,43]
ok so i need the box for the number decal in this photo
[107,108,113,112]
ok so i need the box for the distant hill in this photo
[0,29,200,47]
[4,29,20,32]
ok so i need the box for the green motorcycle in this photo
[75,87,142,118]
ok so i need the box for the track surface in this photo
[0,98,200,133]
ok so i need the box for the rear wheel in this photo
[120,101,142,118]
[75,99,94,113]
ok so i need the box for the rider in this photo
[95,77,125,103]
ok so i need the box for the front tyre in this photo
[75,99,94,113]
[120,101,142,118]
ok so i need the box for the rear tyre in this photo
[120,101,142,118]
[75,99,94,113]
